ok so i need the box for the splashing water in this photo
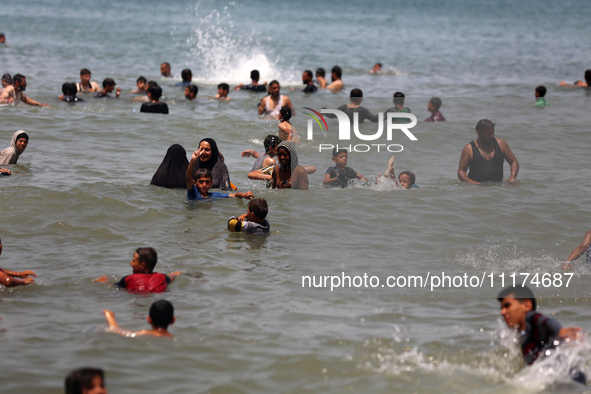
[184,1,297,85]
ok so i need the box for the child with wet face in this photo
[379,156,418,189]
[186,149,253,200]
[497,285,586,383]
[323,148,366,188]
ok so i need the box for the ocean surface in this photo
[2,0,591,393]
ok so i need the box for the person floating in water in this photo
[369,62,382,74]
[559,69,591,88]
[378,156,418,189]
[425,97,446,122]
[497,285,586,383]
[103,299,175,337]
[323,148,366,188]
[0,238,36,287]
[562,230,591,271]
[94,247,181,293]
[227,198,270,235]
[534,85,549,108]
[457,119,519,184]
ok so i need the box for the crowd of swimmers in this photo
[3,39,591,387]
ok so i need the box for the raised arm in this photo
[186,151,199,190]
[241,149,260,158]
[498,138,519,183]
[457,143,480,184]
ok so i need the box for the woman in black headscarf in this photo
[150,144,189,188]
[192,138,231,190]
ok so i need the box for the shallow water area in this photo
[2,0,591,393]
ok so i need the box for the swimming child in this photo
[379,156,418,189]
[132,76,147,94]
[370,62,382,74]
[425,97,446,121]
[323,148,367,188]
[213,83,231,101]
[65,367,107,394]
[103,299,175,338]
[184,84,198,100]
[186,164,253,200]
[242,135,282,181]
[61,82,84,102]
[227,198,270,235]
[534,85,549,107]
[0,237,36,287]
[94,247,181,293]
[497,285,586,383]
[278,106,300,142]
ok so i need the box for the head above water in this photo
[475,119,495,132]
[429,97,442,111]
[62,82,78,96]
[393,91,405,106]
[279,106,291,122]
[349,88,363,104]
[398,171,415,189]
[315,68,326,78]
[250,69,260,82]
[497,285,536,311]
[65,367,106,394]
[135,247,158,273]
[331,65,342,79]
[1,73,12,86]
[185,84,198,100]
[248,198,269,220]
[264,135,282,154]
[149,299,174,329]
[181,68,192,82]
[148,85,163,100]
[585,69,591,85]
[102,78,115,89]
[535,85,547,98]
[193,167,212,181]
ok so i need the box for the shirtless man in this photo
[0,74,49,107]
[258,80,294,121]
[323,65,344,91]
[76,68,100,93]
[457,119,519,184]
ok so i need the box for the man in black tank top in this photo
[457,119,519,184]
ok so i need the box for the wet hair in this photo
[497,285,536,311]
[303,70,313,79]
[2,73,12,84]
[399,171,415,187]
[248,198,268,220]
[332,147,348,158]
[148,85,163,100]
[149,300,174,329]
[135,247,158,272]
[331,65,342,79]
[65,367,104,394]
[186,84,198,96]
[12,74,25,85]
[535,85,547,97]
[269,80,280,87]
[316,68,326,77]
[218,83,229,91]
[263,135,282,154]
[62,82,77,96]
[429,97,442,111]
[161,62,171,68]
[250,69,260,81]
[102,78,115,88]
[193,167,212,181]
[181,69,192,82]
[137,75,147,84]
[279,106,291,122]
[349,88,363,104]
[475,119,495,132]
[0,33,4,39]
[585,69,591,85]
[147,80,159,89]
[393,91,405,106]
[79,68,91,76]
[375,62,383,68]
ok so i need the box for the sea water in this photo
[2,0,591,392]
